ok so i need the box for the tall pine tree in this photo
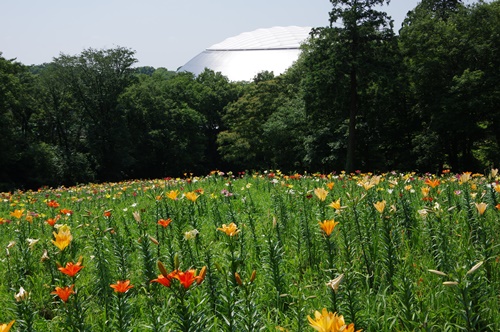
[301,0,395,172]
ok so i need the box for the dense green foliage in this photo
[0,171,499,331]
[1,1,500,191]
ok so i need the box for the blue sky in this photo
[0,0,475,70]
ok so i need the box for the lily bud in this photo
[157,261,169,279]
[133,211,141,223]
[174,253,180,270]
[40,249,50,262]
[149,236,159,245]
[249,270,257,283]
[326,274,344,293]
[466,261,483,275]
[15,286,28,302]
[234,272,243,286]
[196,266,207,285]
[428,269,447,277]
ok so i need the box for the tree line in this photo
[1,0,499,191]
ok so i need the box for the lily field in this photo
[0,170,499,331]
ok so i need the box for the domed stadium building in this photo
[178,26,311,82]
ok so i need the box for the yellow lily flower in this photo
[373,200,386,214]
[314,188,328,201]
[185,191,199,202]
[459,172,472,183]
[475,202,487,215]
[328,199,341,210]
[52,224,72,251]
[166,190,179,200]
[307,308,360,332]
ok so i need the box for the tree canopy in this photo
[1,0,500,190]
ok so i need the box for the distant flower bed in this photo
[0,170,499,331]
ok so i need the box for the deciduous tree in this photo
[52,47,137,181]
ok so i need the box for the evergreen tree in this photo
[301,0,396,171]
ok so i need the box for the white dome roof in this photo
[179,26,311,81]
[208,26,311,50]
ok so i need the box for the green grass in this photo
[0,170,499,331]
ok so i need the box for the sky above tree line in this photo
[0,0,484,70]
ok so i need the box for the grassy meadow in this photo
[0,170,499,331]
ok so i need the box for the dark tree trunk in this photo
[346,67,358,173]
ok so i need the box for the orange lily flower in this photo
[0,320,15,332]
[51,285,74,302]
[46,215,60,227]
[173,270,197,289]
[424,178,440,188]
[9,209,24,219]
[25,214,34,223]
[169,267,207,289]
[217,223,240,236]
[47,200,60,208]
[59,208,73,215]
[58,260,84,277]
[158,218,172,228]
[110,280,133,293]
[151,274,171,287]
[318,220,339,237]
